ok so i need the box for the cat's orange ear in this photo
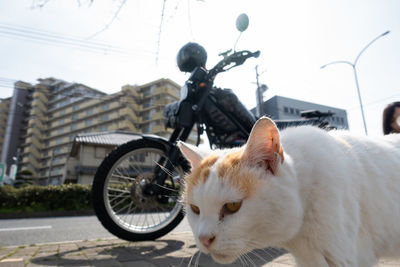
[242,117,284,175]
[177,141,204,170]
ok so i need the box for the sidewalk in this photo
[0,231,399,267]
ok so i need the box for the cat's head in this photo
[178,117,302,264]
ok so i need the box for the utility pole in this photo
[255,65,268,117]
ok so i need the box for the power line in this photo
[0,23,155,58]
[0,77,18,82]
[0,23,121,50]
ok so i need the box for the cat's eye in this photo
[190,204,200,215]
[224,201,242,213]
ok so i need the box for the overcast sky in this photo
[0,0,399,136]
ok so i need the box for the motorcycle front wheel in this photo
[92,138,187,241]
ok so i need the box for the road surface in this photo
[0,215,191,246]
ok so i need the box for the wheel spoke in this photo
[107,188,130,194]
[110,195,131,211]
[110,173,136,182]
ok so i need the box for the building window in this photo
[59,119,64,125]
[85,119,92,126]
[71,124,78,131]
[142,110,152,121]
[58,128,63,134]
[284,107,289,113]
[54,148,62,155]
[86,109,93,116]
[72,114,79,120]
[101,114,108,121]
[100,125,108,132]
[51,168,60,175]
[289,108,294,114]
[73,105,80,111]
[142,86,153,96]
[143,100,153,108]
[102,104,109,111]
[56,138,63,144]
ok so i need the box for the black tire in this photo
[92,138,188,241]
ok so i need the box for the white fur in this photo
[183,126,400,266]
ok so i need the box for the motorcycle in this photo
[92,14,334,242]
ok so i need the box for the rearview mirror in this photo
[236,13,249,32]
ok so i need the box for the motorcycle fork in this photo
[143,126,193,198]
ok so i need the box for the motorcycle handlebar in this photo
[208,50,260,80]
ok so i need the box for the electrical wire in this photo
[0,23,155,58]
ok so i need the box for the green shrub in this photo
[0,184,92,214]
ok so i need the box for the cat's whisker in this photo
[243,239,286,259]
[234,247,249,267]
[186,250,199,267]
[263,248,285,261]
[236,241,281,262]
[170,247,186,267]
[236,252,248,267]
[240,254,250,267]
[248,250,269,264]
[241,249,256,267]
[246,251,258,267]
[194,250,201,267]
[254,248,280,260]
[153,160,174,177]
[186,255,194,267]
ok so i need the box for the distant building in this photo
[66,131,141,184]
[253,95,349,130]
[0,77,189,185]
[0,97,11,159]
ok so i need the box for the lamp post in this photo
[321,30,390,135]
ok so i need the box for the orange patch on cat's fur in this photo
[185,154,219,196]
[185,150,260,201]
[218,150,260,198]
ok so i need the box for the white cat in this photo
[178,116,400,267]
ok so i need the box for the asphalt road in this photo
[0,215,191,246]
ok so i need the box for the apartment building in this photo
[1,77,182,185]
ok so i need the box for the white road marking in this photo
[0,225,52,231]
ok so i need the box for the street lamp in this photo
[321,30,390,135]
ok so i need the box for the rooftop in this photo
[70,131,141,156]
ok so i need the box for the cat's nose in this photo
[198,234,216,248]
